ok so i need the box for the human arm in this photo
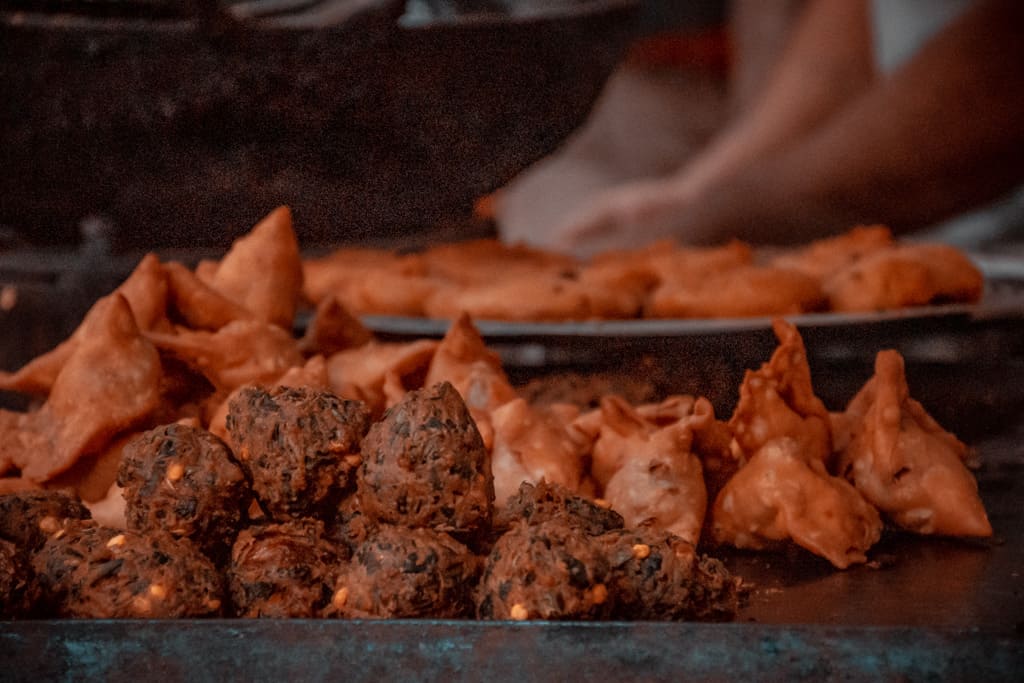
[546,0,1024,252]
[539,0,876,254]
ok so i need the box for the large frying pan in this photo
[0,0,640,249]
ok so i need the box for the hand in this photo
[547,177,702,258]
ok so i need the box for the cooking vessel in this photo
[0,0,639,250]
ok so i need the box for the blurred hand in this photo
[548,177,701,258]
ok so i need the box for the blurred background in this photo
[1,0,729,251]
[2,0,1022,255]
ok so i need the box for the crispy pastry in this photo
[729,319,832,466]
[145,319,304,393]
[646,265,824,319]
[835,350,991,537]
[326,339,438,417]
[489,398,589,507]
[824,244,984,312]
[0,293,163,482]
[0,253,168,397]
[163,260,255,331]
[423,313,516,413]
[711,438,882,569]
[297,296,373,357]
[580,395,707,546]
[207,206,303,329]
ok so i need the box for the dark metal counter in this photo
[2,620,1021,682]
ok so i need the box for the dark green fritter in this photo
[597,528,742,621]
[0,538,39,618]
[0,490,92,553]
[476,519,613,621]
[326,525,480,619]
[494,480,624,536]
[358,382,493,539]
[228,518,345,618]
[32,525,224,618]
[326,495,378,558]
[226,386,370,521]
[118,423,251,563]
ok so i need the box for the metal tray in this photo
[362,254,1024,342]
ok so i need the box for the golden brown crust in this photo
[834,350,991,537]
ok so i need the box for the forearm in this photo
[684,0,1024,245]
[670,0,873,195]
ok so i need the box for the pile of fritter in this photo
[0,383,741,620]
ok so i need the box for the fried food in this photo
[493,480,625,537]
[729,319,832,466]
[476,519,613,621]
[118,424,251,562]
[579,395,707,546]
[423,271,604,322]
[43,432,135,505]
[163,261,255,331]
[297,295,373,357]
[835,350,991,537]
[333,269,443,317]
[646,265,824,318]
[34,525,224,618]
[575,242,665,315]
[711,438,882,569]
[418,238,575,287]
[424,313,516,413]
[489,398,589,507]
[326,525,480,619]
[0,293,163,482]
[597,528,741,621]
[301,246,425,307]
[0,253,169,397]
[770,225,894,280]
[207,206,303,329]
[227,519,342,618]
[357,382,493,538]
[0,538,37,618]
[0,490,92,552]
[326,339,438,416]
[645,240,754,288]
[145,319,304,392]
[824,243,984,312]
[206,354,332,440]
[226,386,370,522]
